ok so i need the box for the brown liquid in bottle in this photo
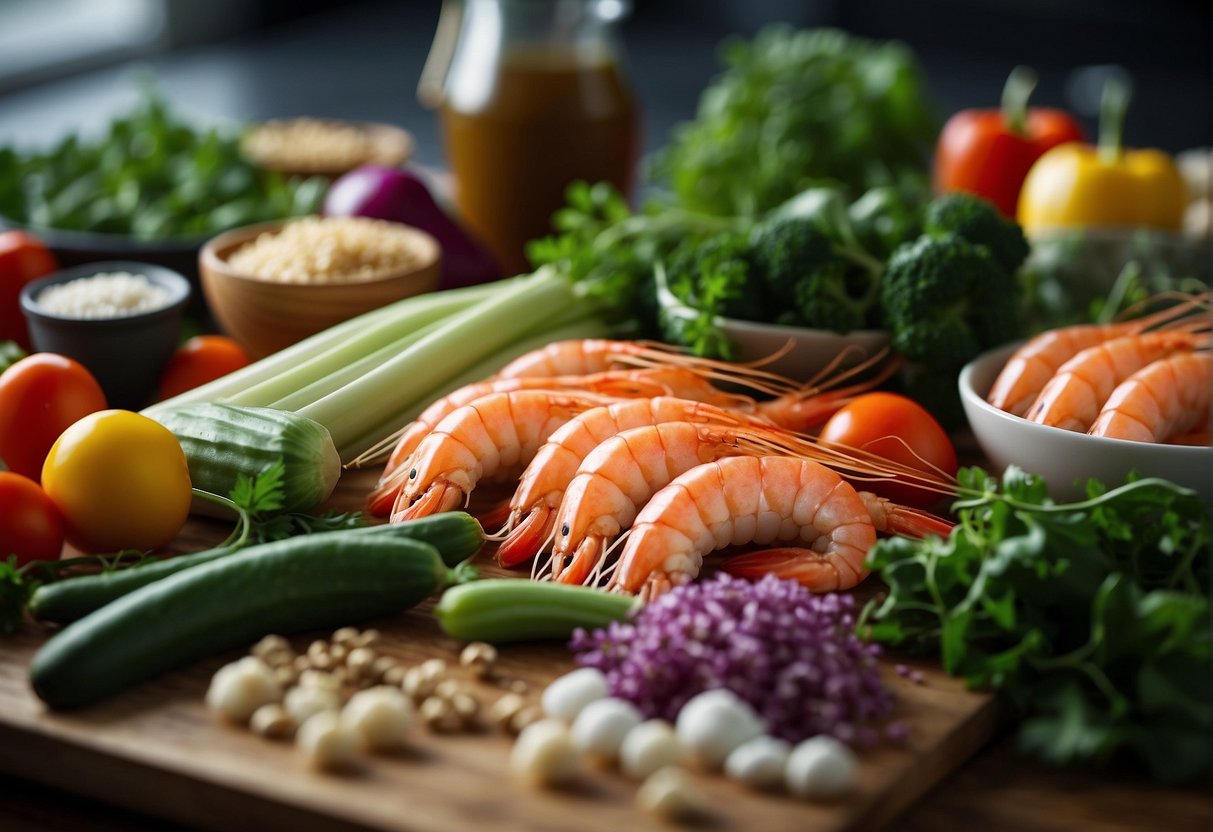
[441,47,638,276]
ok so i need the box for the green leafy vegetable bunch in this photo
[863,466,1211,784]
[0,88,327,240]
[652,26,939,218]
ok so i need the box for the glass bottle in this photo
[421,0,640,275]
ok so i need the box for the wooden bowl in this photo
[241,119,414,178]
[199,218,440,358]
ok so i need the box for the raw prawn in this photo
[988,299,1209,417]
[1087,351,1212,442]
[540,422,803,585]
[1025,331,1210,431]
[496,397,773,567]
[370,354,894,516]
[603,455,954,601]
[364,367,710,515]
[388,390,610,522]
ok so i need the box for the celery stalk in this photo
[142,280,502,418]
[337,315,612,462]
[300,268,597,454]
[268,317,449,412]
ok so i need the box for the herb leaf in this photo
[862,465,1211,783]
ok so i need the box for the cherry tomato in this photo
[0,353,107,481]
[818,392,958,508]
[158,335,252,400]
[0,471,65,566]
[0,231,58,349]
[41,410,192,553]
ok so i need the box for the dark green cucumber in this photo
[28,512,484,624]
[434,579,639,643]
[30,528,455,710]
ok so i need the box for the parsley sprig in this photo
[861,466,1211,784]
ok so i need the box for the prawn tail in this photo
[390,479,466,523]
[495,505,555,567]
[720,548,867,593]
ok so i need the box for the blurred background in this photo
[0,0,1209,162]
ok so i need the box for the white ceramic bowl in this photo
[715,317,891,382]
[959,342,1213,502]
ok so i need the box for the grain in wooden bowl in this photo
[200,216,441,358]
[241,118,414,178]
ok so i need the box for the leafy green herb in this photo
[861,466,1211,783]
[652,26,938,218]
[0,84,325,240]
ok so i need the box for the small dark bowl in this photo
[20,261,191,409]
[0,217,208,317]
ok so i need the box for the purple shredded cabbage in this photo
[570,573,902,747]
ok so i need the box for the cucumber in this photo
[151,403,340,514]
[434,579,639,643]
[30,525,462,710]
[28,512,485,624]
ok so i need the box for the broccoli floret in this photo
[924,193,1030,276]
[749,218,880,332]
[881,233,1023,367]
[849,185,924,259]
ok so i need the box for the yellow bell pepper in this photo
[1017,80,1187,235]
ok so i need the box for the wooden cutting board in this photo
[0,469,1000,832]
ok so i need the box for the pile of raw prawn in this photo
[987,296,1211,443]
[355,339,956,601]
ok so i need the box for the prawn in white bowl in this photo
[959,341,1212,503]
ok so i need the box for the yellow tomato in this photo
[41,410,192,553]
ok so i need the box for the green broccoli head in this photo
[749,217,879,331]
[924,192,1030,276]
[881,233,1023,366]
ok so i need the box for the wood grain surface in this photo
[3,468,1002,832]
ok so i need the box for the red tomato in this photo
[818,392,958,508]
[158,335,252,400]
[0,231,58,350]
[0,353,107,481]
[0,471,64,566]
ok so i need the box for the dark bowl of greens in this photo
[0,90,327,313]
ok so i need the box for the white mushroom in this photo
[635,766,699,821]
[205,656,282,723]
[510,718,579,786]
[540,667,608,722]
[724,735,792,790]
[674,689,764,769]
[342,686,414,752]
[785,735,858,800]
[570,697,643,759]
[296,711,359,772]
[619,719,683,780]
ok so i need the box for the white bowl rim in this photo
[960,341,1213,457]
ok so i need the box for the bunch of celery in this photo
[144,268,610,461]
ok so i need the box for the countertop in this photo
[1,1,1209,829]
